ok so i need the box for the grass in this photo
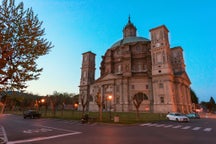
[5,109,167,124]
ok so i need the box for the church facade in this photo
[79,18,192,113]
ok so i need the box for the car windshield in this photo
[175,113,184,116]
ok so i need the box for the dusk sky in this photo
[15,0,216,102]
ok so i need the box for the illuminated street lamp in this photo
[41,98,45,103]
[74,103,78,110]
[108,95,112,120]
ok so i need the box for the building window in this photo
[138,63,142,72]
[116,85,120,92]
[106,68,110,73]
[136,46,141,52]
[153,53,156,64]
[160,97,164,103]
[84,55,87,62]
[131,85,135,89]
[115,64,122,74]
[143,64,147,71]
[125,64,129,71]
[89,95,93,102]
[159,83,164,88]
[118,65,121,73]
[163,51,166,63]
[116,96,120,104]
[146,85,149,89]
[83,71,86,78]
[156,52,162,63]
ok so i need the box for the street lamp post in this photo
[108,95,112,120]
[40,98,45,115]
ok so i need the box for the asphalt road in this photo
[0,114,216,144]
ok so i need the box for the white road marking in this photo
[140,123,213,132]
[23,130,32,134]
[40,128,53,132]
[155,124,165,127]
[203,128,212,132]
[140,123,152,126]
[7,131,81,144]
[23,128,53,134]
[90,123,97,126]
[148,123,158,127]
[0,126,8,144]
[192,127,201,131]
[8,125,82,144]
[181,126,191,130]
[38,125,79,133]
[164,124,173,128]
[172,125,182,129]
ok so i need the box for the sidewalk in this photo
[199,112,216,119]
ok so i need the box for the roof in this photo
[111,36,150,48]
[174,71,191,85]
[94,73,121,83]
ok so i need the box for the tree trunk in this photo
[0,97,8,114]
[45,105,48,116]
[136,107,140,120]
[1,103,6,114]
[99,105,102,121]
[82,105,85,116]
[61,104,64,116]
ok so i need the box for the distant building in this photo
[79,17,192,113]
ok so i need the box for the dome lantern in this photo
[123,16,137,38]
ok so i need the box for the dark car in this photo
[23,110,41,119]
[186,113,200,119]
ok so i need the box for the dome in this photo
[111,36,150,48]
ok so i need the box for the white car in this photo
[166,112,190,122]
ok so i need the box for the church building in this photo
[79,17,192,113]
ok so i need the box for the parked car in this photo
[186,113,200,119]
[23,110,41,119]
[166,112,189,122]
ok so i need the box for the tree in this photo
[208,97,216,112]
[190,88,199,104]
[95,92,104,121]
[0,0,53,91]
[200,97,216,113]
[133,92,148,119]
[80,93,88,116]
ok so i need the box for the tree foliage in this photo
[190,88,199,104]
[200,96,216,113]
[133,92,148,119]
[208,97,216,112]
[0,0,53,91]
[0,91,77,114]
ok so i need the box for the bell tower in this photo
[79,51,96,111]
[80,51,96,86]
[150,25,175,113]
[150,25,173,75]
